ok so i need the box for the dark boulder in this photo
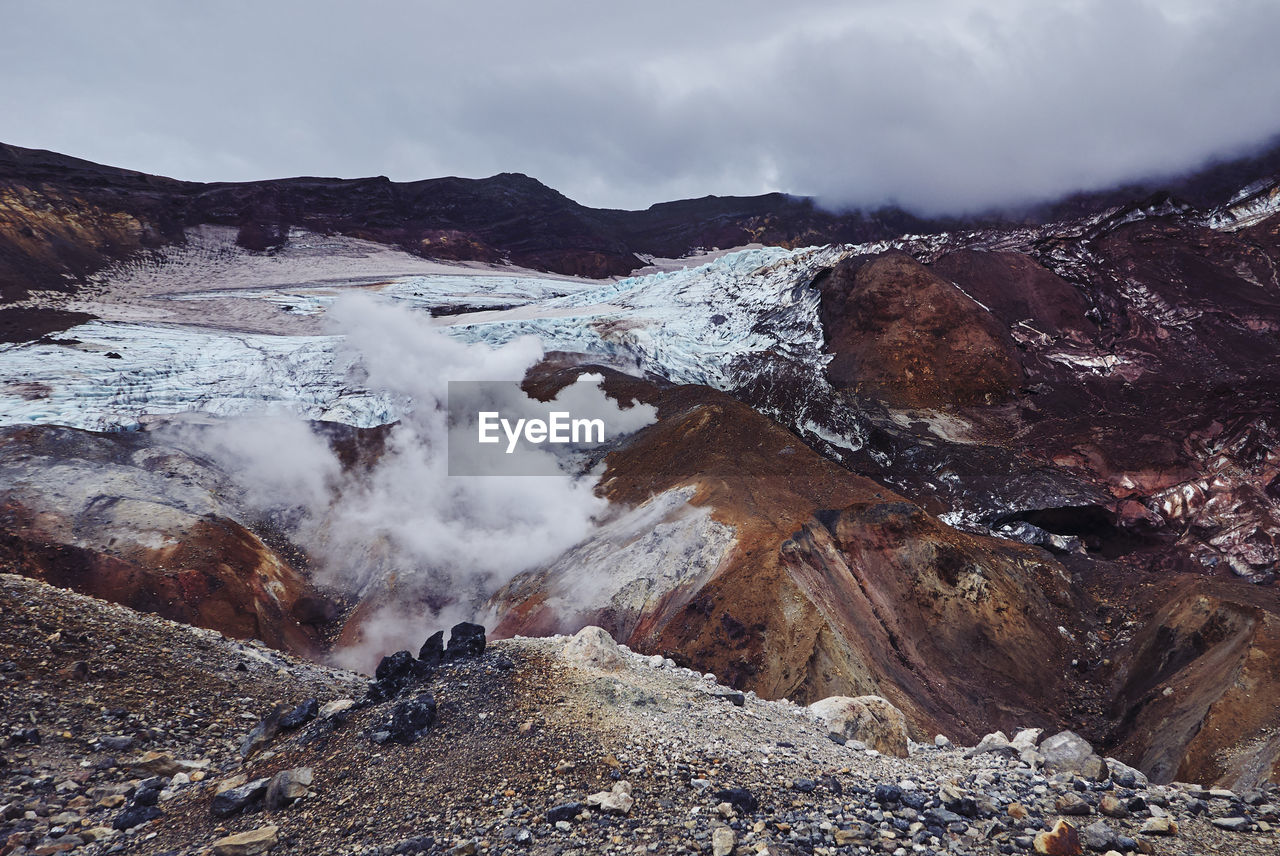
[712,691,745,706]
[239,704,286,759]
[113,804,161,830]
[874,784,903,804]
[131,785,161,807]
[368,650,433,702]
[446,622,486,659]
[379,693,437,745]
[418,631,445,666]
[211,777,269,818]
[713,788,758,814]
[546,802,583,824]
[99,735,134,752]
[279,697,319,730]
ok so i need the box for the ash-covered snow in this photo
[164,274,594,317]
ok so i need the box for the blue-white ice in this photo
[0,322,395,430]
[439,245,844,389]
[0,246,846,431]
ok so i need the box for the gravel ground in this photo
[2,574,1278,856]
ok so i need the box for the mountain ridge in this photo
[5,139,1280,304]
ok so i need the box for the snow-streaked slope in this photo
[1208,181,1280,231]
[485,486,736,640]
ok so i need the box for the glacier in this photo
[0,322,395,431]
[0,246,851,432]
[438,245,846,389]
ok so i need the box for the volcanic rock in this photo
[1211,816,1251,831]
[586,780,634,814]
[1099,795,1128,818]
[1055,793,1093,816]
[278,697,319,730]
[966,731,1016,759]
[319,698,355,720]
[239,705,286,759]
[445,622,486,659]
[562,625,628,671]
[712,788,758,814]
[545,803,582,824]
[807,695,910,757]
[1104,757,1147,789]
[264,767,312,810]
[1041,731,1106,780]
[377,692,437,745]
[111,803,161,831]
[131,750,181,776]
[418,631,445,666]
[1034,819,1082,855]
[1140,816,1179,835]
[368,650,433,702]
[211,778,269,818]
[1080,820,1117,851]
[212,825,278,856]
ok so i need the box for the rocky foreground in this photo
[2,575,1278,856]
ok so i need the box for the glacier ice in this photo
[438,245,846,390]
[0,322,395,431]
[0,245,851,433]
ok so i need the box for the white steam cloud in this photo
[169,294,655,669]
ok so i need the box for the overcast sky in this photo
[3,0,1279,213]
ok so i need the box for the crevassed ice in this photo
[0,245,842,431]
[0,322,395,431]
[439,245,843,389]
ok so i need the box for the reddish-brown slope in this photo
[1105,576,1280,788]
[818,253,1023,407]
[493,375,1088,743]
[0,425,330,656]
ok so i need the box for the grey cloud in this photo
[1,0,1278,213]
